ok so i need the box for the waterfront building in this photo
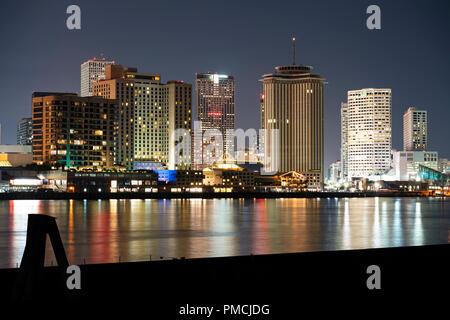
[0,145,33,167]
[403,107,427,151]
[156,170,204,192]
[340,102,348,181]
[279,171,308,191]
[80,56,114,97]
[66,169,159,193]
[392,150,438,181]
[261,39,325,190]
[347,88,392,179]
[17,118,33,145]
[195,73,235,168]
[203,163,255,192]
[0,167,42,192]
[31,92,116,168]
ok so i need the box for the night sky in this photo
[0,0,449,168]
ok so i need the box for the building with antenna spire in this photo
[260,37,325,190]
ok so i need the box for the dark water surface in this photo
[0,197,448,268]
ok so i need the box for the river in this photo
[0,197,448,268]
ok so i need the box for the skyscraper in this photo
[403,107,427,151]
[260,93,265,130]
[94,65,192,170]
[261,39,325,190]
[195,73,235,168]
[94,65,165,169]
[167,80,192,170]
[81,57,114,97]
[17,117,33,145]
[340,102,348,181]
[347,88,392,179]
[31,92,116,167]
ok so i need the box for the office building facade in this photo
[347,88,392,179]
[261,64,325,190]
[195,73,235,168]
[17,117,33,145]
[167,80,192,170]
[81,57,114,97]
[403,107,427,151]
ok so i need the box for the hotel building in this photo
[195,73,235,168]
[94,65,164,169]
[80,57,114,97]
[94,65,192,170]
[31,92,116,167]
[261,64,325,190]
[403,107,427,151]
[347,88,392,179]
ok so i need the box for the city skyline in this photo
[0,0,449,169]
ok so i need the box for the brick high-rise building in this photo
[31,92,116,168]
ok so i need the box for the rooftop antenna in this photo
[292,36,296,65]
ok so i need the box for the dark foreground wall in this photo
[1,244,448,315]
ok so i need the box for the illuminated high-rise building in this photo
[81,56,115,97]
[347,88,392,179]
[94,65,192,170]
[260,93,265,130]
[195,73,235,168]
[94,65,165,169]
[340,102,348,181]
[261,38,325,190]
[403,107,427,151]
[167,80,192,170]
[17,118,33,146]
[31,92,116,167]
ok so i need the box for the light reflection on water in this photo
[0,197,448,268]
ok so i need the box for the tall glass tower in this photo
[195,73,235,168]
